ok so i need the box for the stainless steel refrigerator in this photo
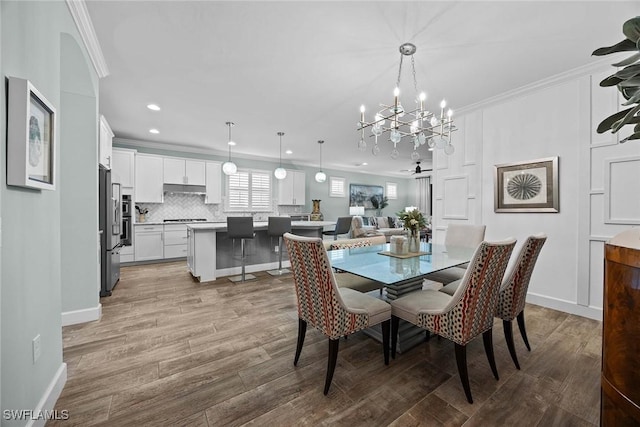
[99,165,122,296]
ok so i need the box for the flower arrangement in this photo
[135,205,149,215]
[396,208,426,235]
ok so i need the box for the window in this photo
[329,176,346,197]
[227,170,272,211]
[386,182,398,200]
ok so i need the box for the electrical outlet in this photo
[32,334,41,363]
[274,245,279,253]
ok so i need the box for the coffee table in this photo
[328,241,474,352]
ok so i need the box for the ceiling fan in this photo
[401,161,432,175]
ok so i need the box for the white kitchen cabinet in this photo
[187,226,216,282]
[164,224,188,258]
[205,161,222,204]
[277,170,306,205]
[163,158,205,185]
[99,115,114,169]
[134,225,164,261]
[135,154,164,203]
[111,148,136,188]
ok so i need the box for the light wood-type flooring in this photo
[49,261,602,426]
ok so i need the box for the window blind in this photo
[227,170,272,211]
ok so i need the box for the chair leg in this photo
[241,238,246,281]
[483,329,499,380]
[454,343,473,404]
[516,311,531,351]
[324,338,340,395]
[381,319,390,365]
[391,316,399,359]
[503,319,520,370]
[294,319,307,366]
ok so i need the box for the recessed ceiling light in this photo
[228,141,236,146]
[149,128,159,134]
[285,149,293,155]
[362,162,368,166]
[147,104,161,111]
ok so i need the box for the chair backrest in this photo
[267,216,292,237]
[334,216,353,235]
[445,224,486,250]
[283,232,369,339]
[226,216,254,239]
[423,238,516,345]
[497,233,547,321]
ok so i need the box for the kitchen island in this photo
[187,220,335,282]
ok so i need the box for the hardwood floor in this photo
[49,261,601,426]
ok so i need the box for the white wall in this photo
[433,64,640,320]
[1,1,99,424]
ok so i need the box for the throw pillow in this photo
[330,240,372,250]
[376,216,389,228]
[388,216,396,228]
[369,216,377,228]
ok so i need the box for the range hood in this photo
[163,183,206,195]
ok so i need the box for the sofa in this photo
[323,235,386,293]
[353,216,406,242]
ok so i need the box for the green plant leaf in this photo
[620,131,640,143]
[613,52,640,67]
[618,76,640,87]
[623,16,640,44]
[597,107,634,133]
[614,63,640,79]
[593,38,636,56]
[600,74,624,87]
[612,103,640,133]
[621,87,640,104]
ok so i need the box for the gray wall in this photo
[114,140,418,220]
[1,1,98,422]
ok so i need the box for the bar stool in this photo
[267,216,292,276]
[227,216,256,282]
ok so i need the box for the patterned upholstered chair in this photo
[424,224,486,285]
[283,232,392,395]
[439,234,546,369]
[391,238,516,403]
[495,233,546,369]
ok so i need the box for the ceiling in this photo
[86,1,640,178]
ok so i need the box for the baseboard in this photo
[526,292,603,321]
[216,261,292,279]
[61,303,102,326]
[25,363,67,427]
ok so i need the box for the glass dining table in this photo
[328,241,475,352]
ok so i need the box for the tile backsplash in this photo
[136,193,306,223]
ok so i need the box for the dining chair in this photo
[283,232,391,395]
[439,234,546,369]
[391,238,516,403]
[322,216,353,240]
[425,223,486,285]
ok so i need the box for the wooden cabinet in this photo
[135,154,163,203]
[99,115,114,169]
[205,161,222,204]
[134,224,164,261]
[277,170,306,205]
[111,148,135,188]
[164,224,189,259]
[163,158,205,185]
[602,228,640,425]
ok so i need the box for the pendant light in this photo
[222,121,237,175]
[315,140,327,183]
[274,131,287,180]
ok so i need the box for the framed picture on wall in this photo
[349,184,383,209]
[494,156,558,213]
[6,77,56,191]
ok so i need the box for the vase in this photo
[310,199,324,221]
[409,230,420,253]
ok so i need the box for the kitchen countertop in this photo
[187,220,335,230]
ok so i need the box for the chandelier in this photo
[358,42,456,160]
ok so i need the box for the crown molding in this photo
[65,0,109,78]
[456,55,622,116]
